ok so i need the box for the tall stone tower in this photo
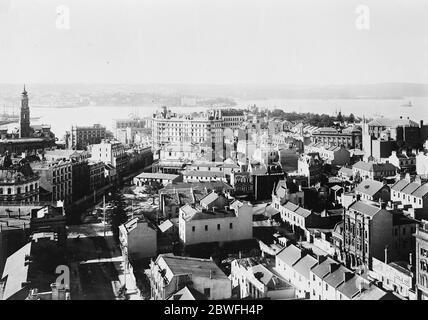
[20,85,31,138]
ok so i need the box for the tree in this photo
[336,111,344,123]
[348,113,355,123]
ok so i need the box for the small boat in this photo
[401,101,413,107]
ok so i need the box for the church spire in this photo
[22,84,27,95]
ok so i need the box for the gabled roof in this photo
[401,182,421,195]
[168,286,207,300]
[323,265,352,288]
[199,191,219,207]
[310,257,338,279]
[391,179,410,192]
[292,254,318,279]
[294,207,312,218]
[276,244,302,267]
[337,274,363,299]
[338,166,353,176]
[412,184,428,198]
[159,219,174,233]
[282,201,299,212]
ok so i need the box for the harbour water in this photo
[28,97,428,138]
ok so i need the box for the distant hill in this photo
[1,82,428,100]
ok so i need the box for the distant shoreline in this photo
[29,96,406,109]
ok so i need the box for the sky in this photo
[1,0,428,85]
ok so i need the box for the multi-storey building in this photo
[343,200,417,270]
[415,221,428,300]
[179,200,253,246]
[297,153,323,185]
[416,150,428,178]
[152,107,224,152]
[388,150,416,174]
[88,161,105,192]
[305,143,351,166]
[0,153,40,202]
[69,124,106,150]
[0,88,55,155]
[89,139,128,176]
[30,159,73,205]
[311,126,362,149]
[148,253,231,300]
[216,109,244,130]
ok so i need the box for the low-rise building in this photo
[369,257,415,300]
[352,160,397,181]
[391,180,428,217]
[354,179,390,203]
[119,217,157,261]
[134,172,181,187]
[231,257,295,299]
[148,253,231,300]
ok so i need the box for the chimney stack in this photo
[343,271,353,283]
[384,246,388,264]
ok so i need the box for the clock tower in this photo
[20,85,31,138]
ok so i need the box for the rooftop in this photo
[158,253,228,281]
[355,179,386,196]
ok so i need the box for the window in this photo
[325,284,328,291]
[230,223,233,229]
[217,224,220,230]
[203,288,211,298]
[192,226,195,232]
[205,225,208,231]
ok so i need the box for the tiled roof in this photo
[337,274,363,299]
[295,207,312,218]
[293,254,318,279]
[412,184,428,198]
[324,265,352,288]
[401,182,421,195]
[311,257,339,278]
[282,201,299,212]
[199,191,219,207]
[391,179,410,192]
[276,244,302,267]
